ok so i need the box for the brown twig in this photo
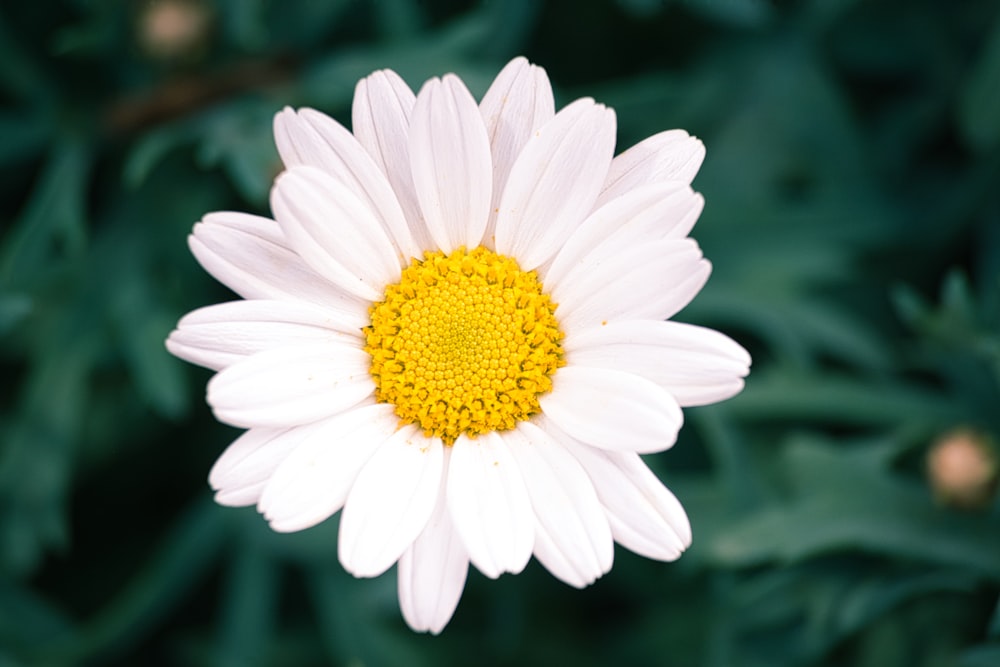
[103,55,296,136]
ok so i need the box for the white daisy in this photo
[166,57,750,634]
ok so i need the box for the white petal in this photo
[209,426,315,507]
[595,130,705,209]
[274,108,421,263]
[531,524,578,590]
[564,320,751,407]
[543,182,702,287]
[547,422,691,560]
[505,423,613,588]
[271,166,401,301]
[493,99,616,270]
[189,212,366,312]
[257,403,397,532]
[206,342,374,428]
[398,448,469,634]
[409,75,493,252]
[214,482,265,507]
[553,239,711,331]
[273,107,331,169]
[539,366,682,454]
[352,69,433,249]
[166,300,365,371]
[445,431,534,579]
[339,429,443,578]
[479,57,555,245]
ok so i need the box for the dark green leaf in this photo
[959,14,1000,151]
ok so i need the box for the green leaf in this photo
[0,292,31,336]
[0,142,90,286]
[372,0,426,40]
[111,275,190,420]
[988,598,1000,638]
[123,121,198,189]
[959,13,1000,151]
[961,644,1000,667]
[725,369,957,426]
[0,111,51,166]
[0,13,54,102]
[307,565,426,667]
[830,570,980,643]
[0,333,98,575]
[196,104,280,205]
[709,437,1000,579]
[0,583,73,659]
[683,0,774,27]
[301,12,501,109]
[213,546,279,667]
[241,511,339,564]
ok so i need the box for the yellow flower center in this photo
[364,246,564,445]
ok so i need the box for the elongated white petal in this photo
[274,107,421,263]
[257,404,397,532]
[505,423,613,588]
[273,106,333,169]
[339,429,443,578]
[554,240,711,331]
[494,99,616,270]
[209,426,317,507]
[207,342,374,428]
[213,482,265,508]
[539,366,683,454]
[166,300,364,371]
[564,320,751,407]
[596,130,705,209]
[189,212,367,312]
[271,166,400,301]
[446,431,534,579]
[543,418,691,560]
[398,448,469,634]
[410,75,493,252]
[352,69,433,249]
[543,182,702,287]
[479,57,555,245]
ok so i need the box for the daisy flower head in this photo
[166,57,750,633]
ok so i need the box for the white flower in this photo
[166,57,750,634]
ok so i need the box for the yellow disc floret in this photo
[364,246,564,445]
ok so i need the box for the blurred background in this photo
[2,0,1000,665]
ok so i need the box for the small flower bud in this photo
[927,428,998,510]
[138,0,213,63]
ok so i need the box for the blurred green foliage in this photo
[2,0,1000,665]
